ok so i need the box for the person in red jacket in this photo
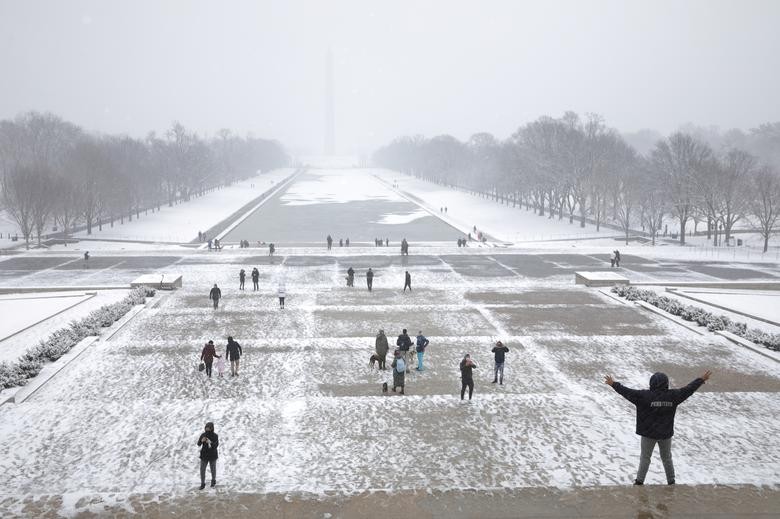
[200,340,220,378]
[605,370,711,485]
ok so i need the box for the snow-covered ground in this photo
[0,168,778,516]
[70,169,295,243]
[0,289,129,364]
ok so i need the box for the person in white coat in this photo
[277,281,286,309]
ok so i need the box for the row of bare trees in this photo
[373,113,780,252]
[0,112,288,248]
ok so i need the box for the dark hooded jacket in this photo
[396,332,412,351]
[226,338,242,360]
[198,430,219,460]
[612,372,705,440]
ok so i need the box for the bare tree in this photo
[717,148,754,243]
[748,165,780,253]
[1,165,38,248]
[652,133,712,244]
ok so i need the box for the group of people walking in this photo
[199,336,242,378]
[326,235,351,249]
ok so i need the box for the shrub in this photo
[611,285,780,352]
[0,287,154,389]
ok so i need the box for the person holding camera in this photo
[197,422,219,489]
[460,353,478,400]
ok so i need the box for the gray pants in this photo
[493,362,505,383]
[200,458,216,484]
[637,436,675,484]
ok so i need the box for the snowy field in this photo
[0,168,779,516]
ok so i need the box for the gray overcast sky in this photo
[1,0,778,155]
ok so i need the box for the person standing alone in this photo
[375,329,389,370]
[403,271,412,292]
[239,269,246,290]
[209,284,222,310]
[491,340,509,384]
[277,280,286,309]
[460,354,478,400]
[604,370,712,485]
[197,422,219,489]
[366,268,374,291]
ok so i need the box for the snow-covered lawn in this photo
[0,289,129,364]
[72,169,295,243]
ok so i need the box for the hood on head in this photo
[649,372,669,390]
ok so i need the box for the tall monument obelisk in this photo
[324,48,335,155]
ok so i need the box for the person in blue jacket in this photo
[415,331,429,371]
[604,370,712,485]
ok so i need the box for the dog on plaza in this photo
[382,382,388,394]
[369,353,381,370]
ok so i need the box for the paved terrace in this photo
[0,249,779,517]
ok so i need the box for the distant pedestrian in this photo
[491,340,509,384]
[375,329,389,370]
[327,234,333,250]
[403,271,412,292]
[198,231,202,242]
[339,238,343,247]
[347,267,355,287]
[604,370,712,485]
[83,251,90,262]
[610,251,617,268]
[396,329,412,371]
[208,240,213,251]
[239,269,246,290]
[346,238,350,247]
[269,243,275,256]
[615,250,621,267]
[460,354,477,400]
[391,350,405,394]
[197,422,219,489]
[200,340,220,378]
[214,238,221,251]
[209,284,222,310]
[445,206,447,213]
[385,238,389,246]
[225,336,242,377]
[366,268,374,291]
[277,281,286,308]
[415,331,429,371]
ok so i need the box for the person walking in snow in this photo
[375,329,389,370]
[615,250,622,267]
[396,328,412,372]
[491,340,509,384]
[366,267,374,291]
[251,268,259,291]
[345,238,350,247]
[415,331,429,371]
[327,234,333,250]
[604,370,712,485]
[239,269,246,290]
[391,350,405,394]
[197,422,219,489]
[460,354,478,400]
[225,336,242,377]
[277,281,286,308]
[200,340,220,378]
[216,356,225,377]
[346,267,355,287]
[208,239,213,251]
[403,270,412,292]
[209,284,222,310]
[269,243,275,256]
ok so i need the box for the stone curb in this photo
[633,300,705,335]
[715,330,780,364]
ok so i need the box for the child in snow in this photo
[215,356,225,377]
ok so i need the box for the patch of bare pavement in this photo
[3,486,780,518]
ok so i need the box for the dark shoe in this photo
[392,387,396,392]
[400,389,405,395]
[499,381,503,385]
[491,379,497,384]
[667,480,675,486]
[200,483,206,490]
[211,480,216,488]
[633,480,644,486]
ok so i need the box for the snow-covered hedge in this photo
[0,287,155,389]
[611,285,780,352]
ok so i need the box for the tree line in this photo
[0,111,288,248]
[373,112,780,252]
